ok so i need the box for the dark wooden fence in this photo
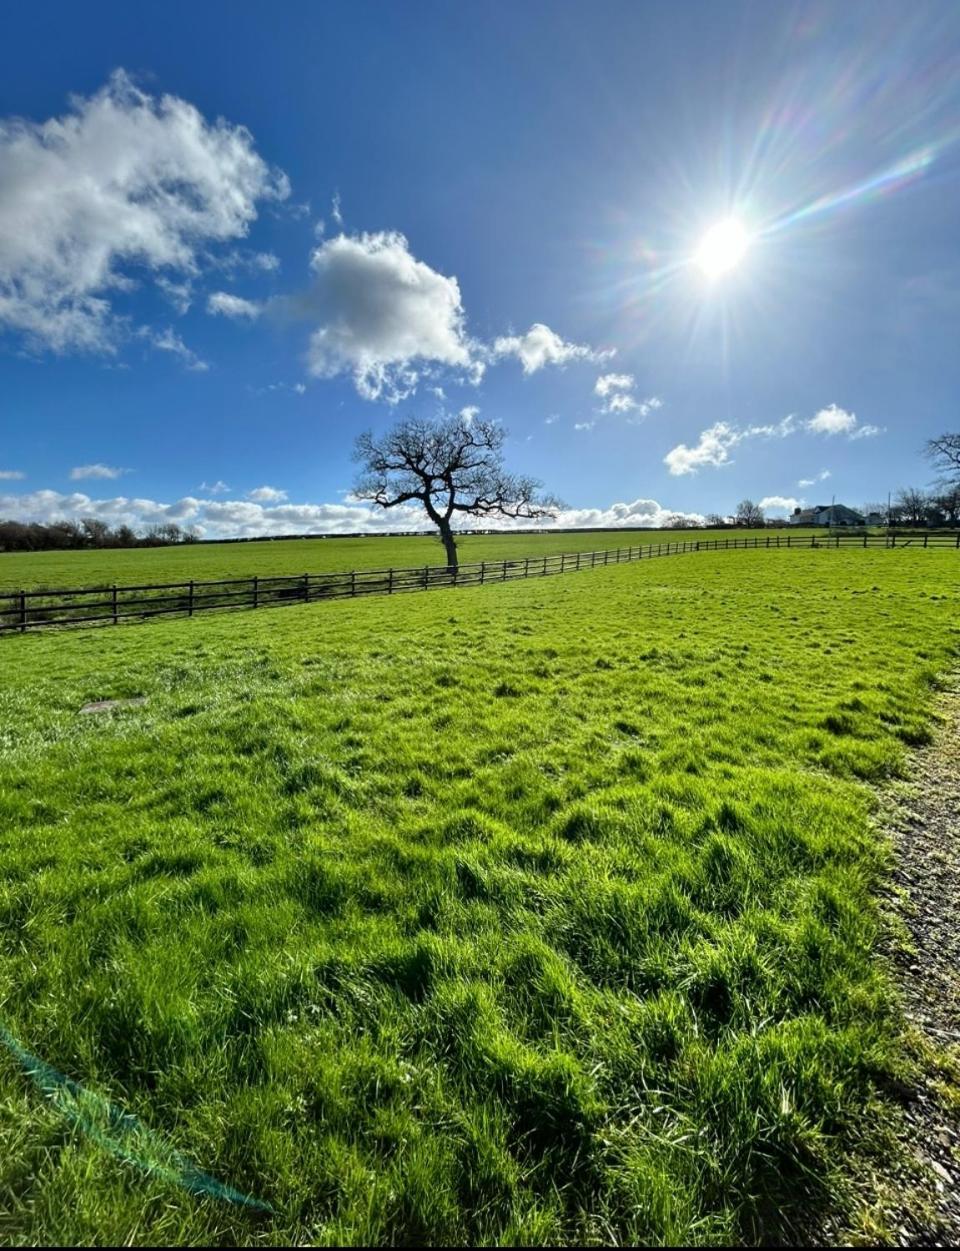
[2,530,958,635]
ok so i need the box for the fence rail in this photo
[2,531,958,636]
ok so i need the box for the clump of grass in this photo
[0,547,957,1244]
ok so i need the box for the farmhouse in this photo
[790,503,865,526]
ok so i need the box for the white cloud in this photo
[458,405,480,426]
[664,414,796,476]
[554,498,703,530]
[492,323,613,375]
[0,489,202,530]
[215,249,280,276]
[148,327,209,371]
[758,495,801,514]
[807,404,857,436]
[247,485,288,502]
[207,291,262,319]
[200,479,231,495]
[798,469,831,487]
[0,70,289,355]
[156,276,193,315]
[69,463,129,481]
[544,414,559,425]
[0,486,703,539]
[664,422,740,475]
[331,191,343,228]
[296,231,473,403]
[574,420,596,432]
[593,373,662,420]
[807,405,884,440]
[0,470,25,480]
[595,372,634,397]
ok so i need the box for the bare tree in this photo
[735,499,765,528]
[663,513,702,529]
[704,512,728,528]
[926,433,960,486]
[933,483,960,525]
[354,415,561,569]
[895,486,929,527]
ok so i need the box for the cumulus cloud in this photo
[664,422,741,475]
[207,291,262,319]
[293,231,473,403]
[592,373,662,420]
[664,414,796,476]
[807,404,857,435]
[69,463,129,480]
[0,489,203,530]
[758,495,801,514]
[0,70,288,354]
[595,372,634,398]
[247,485,288,502]
[0,486,702,540]
[458,405,480,425]
[492,323,612,375]
[0,470,26,480]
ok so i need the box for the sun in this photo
[695,218,749,278]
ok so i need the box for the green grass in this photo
[0,527,828,592]
[0,547,957,1245]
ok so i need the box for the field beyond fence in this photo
[2,530,957,634]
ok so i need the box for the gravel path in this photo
[881,677,960,1245]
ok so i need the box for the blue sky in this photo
[2,0,959,536]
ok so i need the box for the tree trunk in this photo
[437,519,458,571]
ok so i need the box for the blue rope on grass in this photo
[0,1023,273,1214]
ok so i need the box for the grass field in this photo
[1,546,958,1245]
[0,527,830,592]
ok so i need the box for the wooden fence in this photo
[2,530,958,635]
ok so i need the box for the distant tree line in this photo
[0,518,199,553]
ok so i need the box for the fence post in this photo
[112,584,118,625]
[303,574,310,601]
[542,555,548,575]
[502,560,507,581]
[388,568,394,594]
[351,570,357,596]
[424,565,429,590]
[253,575,259,608]
[591,551,596,568]
[524,557,530,578]
[480,561,486,584]
[924,534,929,548]
[576,552,582,571]
[188,580,195,616]
[18,590,26,633]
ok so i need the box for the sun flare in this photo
[695,218,749,278]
